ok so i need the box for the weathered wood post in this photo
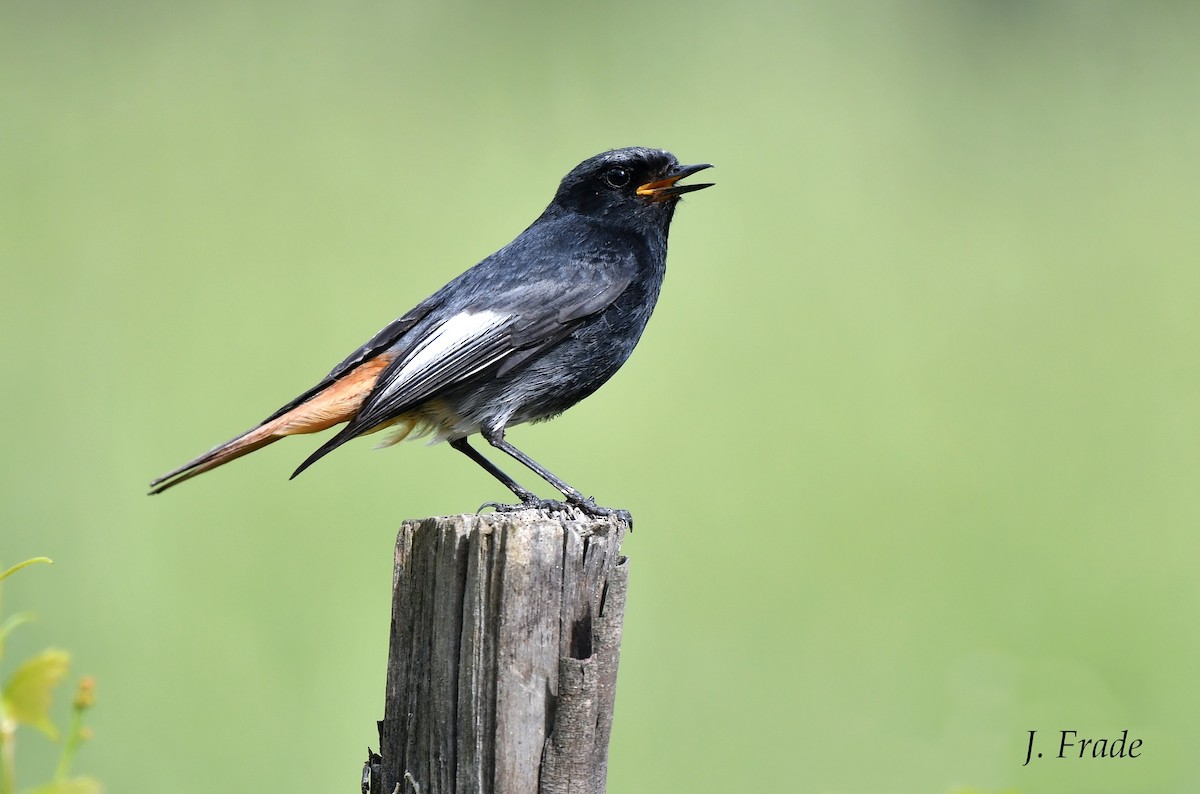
[373,510,630,794]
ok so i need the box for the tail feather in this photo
[288,423,360,482]
[148,424,281,494]
[148,353,395,494]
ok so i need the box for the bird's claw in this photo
[566,495,634,530]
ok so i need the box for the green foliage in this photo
[0,560,100,794]
[2,652,69,741]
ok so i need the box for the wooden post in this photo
[374,511,630,794]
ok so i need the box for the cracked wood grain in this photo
[376,511,629,794]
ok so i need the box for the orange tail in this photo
[148,424,283,494]
[148,355,392,494]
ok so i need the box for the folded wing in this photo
[289,272,631,477]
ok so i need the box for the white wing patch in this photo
[373,309,511,404]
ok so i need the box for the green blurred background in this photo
[2,1,1198,792]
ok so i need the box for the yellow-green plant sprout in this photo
[2,651,69,740]
[53,678,97,787]
[0,559,99,794]
[0,561,53,586]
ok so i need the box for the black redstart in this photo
[149,147,713,517]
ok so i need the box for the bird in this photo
[148,147,713,518]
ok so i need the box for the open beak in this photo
[636,163,715,203]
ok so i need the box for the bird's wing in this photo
[289,271,631,477]
[259,298,441,425]
[360,272,631,427]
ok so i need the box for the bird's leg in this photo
[479,427,630,524]
[449,436,563,513]
[450,437,538,502]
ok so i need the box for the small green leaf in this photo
[2,649,70,739]
[0,558,53,583]
[24,776,102,794]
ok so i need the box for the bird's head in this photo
[550,147,714,227]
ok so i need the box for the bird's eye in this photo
[604,166,632,189]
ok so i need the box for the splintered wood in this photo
[377,511,630,794]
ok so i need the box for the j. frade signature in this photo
[1023,729,1142,766]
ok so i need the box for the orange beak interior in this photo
[636,163,714,202]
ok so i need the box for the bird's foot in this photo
[566,495,634,530]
